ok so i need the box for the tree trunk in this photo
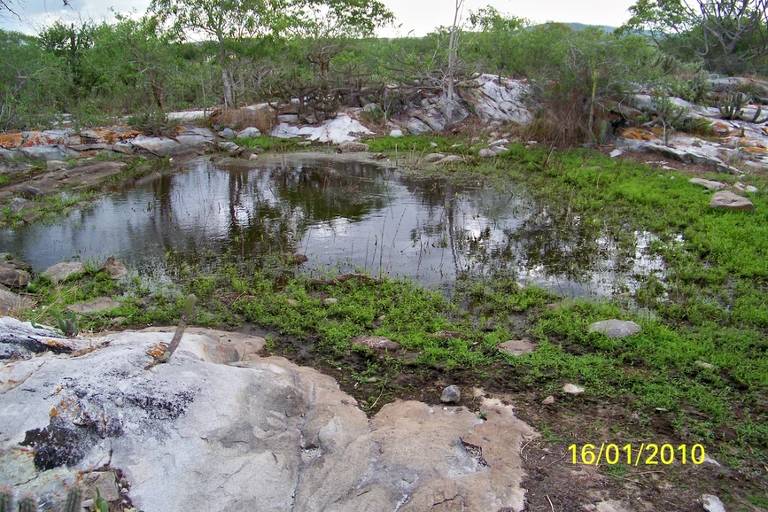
[445,0,464,122]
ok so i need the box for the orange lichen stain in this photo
[620,128,657,141]
[50,406,59,418]
[0,132,23,149]
[742,146,768,154]
[146,343,169,359]
[762,126,768,136]
[712,122,732,137]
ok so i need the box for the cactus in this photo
[0,488,13,512]
[719,91,748,120]
[62,488,82,512]
[16,497,36,512]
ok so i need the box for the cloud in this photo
[1,0,635,36]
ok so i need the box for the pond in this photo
[0,153,664,296]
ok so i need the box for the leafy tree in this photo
[38,21,95,95]
[467,5,527,77]
[625,0,768,73]
[150,0,391,108]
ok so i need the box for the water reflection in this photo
[0,154,664,296]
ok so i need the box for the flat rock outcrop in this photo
[0,322,537,512]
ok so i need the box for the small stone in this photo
[695,360,715,370]
[103,257,128,279]
[498,339,536,357]
[17,185,43,199]
[338,142,369,153]
[735,182,758,193]
[249,153,260,161]
[542,395,556,405]
[690,178,726,191]
[489,138,509,147]
[440,385,461,404]
[478,148,496,158]
[710,191,754,211]
[430,142,438,148]
[609,149,624,158]
[286,299,299,307]
[289,253,308,265]
[701,494,726,512]
[588,319,641,339]
[563,383,585,395]
[323,298,339,306]
[351,335,400,351]
[425,153,445,163]
[9,197,28,213]
[0,262,30,288]
[389,129,403,138]
[84,470,120,502]
[42,261,85,284]
[68,297,121,315]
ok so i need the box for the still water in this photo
[0,153,664,296]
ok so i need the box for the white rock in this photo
[498,339,536,357]
[440,385,461,404]
[389,129,403,138]
[563,383,585,395]
[609,149,624,158]
[237,127,261,138]
[701,494,726,512]
[589,320,641,338]
[690,178,727,191]
[479,148,497,158]
[0,326,538,512]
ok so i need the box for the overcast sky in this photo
[1,0,637,36]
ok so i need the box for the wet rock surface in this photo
[0,325,537,512]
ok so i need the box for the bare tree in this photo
[444,0,464,121]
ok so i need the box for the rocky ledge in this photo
[0,319,536,511]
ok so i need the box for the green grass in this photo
[364,134,483,156]
[0,175,9,186]
[234,135,308,152]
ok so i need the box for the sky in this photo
[0,0,637,36]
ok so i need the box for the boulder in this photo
[440,385,461,404]
[67,297,121,315]
[103,257,128,280]
[42,261,85,284]
[351,335,400,351]
[425,153,446,163]
[588,320,641,339]
[690,178,727,191]
[218,128,236,139]
[131,136,182,157]
[498,339,536,357]
[0,327,537,512]
[237,127,261,138]
[0,286,35,315]
[338,142,369,153]
[710,191,754,211]
[0,263,30,288]
[479,148,497,158]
